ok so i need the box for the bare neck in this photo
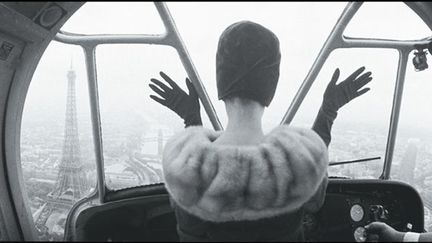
[216,98,265,145]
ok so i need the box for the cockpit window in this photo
[392,51,432,231]
[96,44,187,190]
[21,42,97,240]
[344,2,431,40]
[93,2,350,190]
[60,2,165,35]
[19,1,432,240]
[21,5,351,238]
[290,48,398,179]
[167,2,347,130]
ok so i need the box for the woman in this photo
[149,20,372,241]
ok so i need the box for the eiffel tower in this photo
[34,62,89,238]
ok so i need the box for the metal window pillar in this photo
[154,3,223,131]
[380,51,409,180]
[280,1,430,179]
[280,2,361,125]
[82,45,107,202]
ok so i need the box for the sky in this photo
[21,2,432,156]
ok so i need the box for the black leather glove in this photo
[312,67,372,146]
[322,66,372,119]
[149,71,202,127]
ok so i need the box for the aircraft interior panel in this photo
[65,179,423,242]
[305,180,424,242]
[72,194,178,242]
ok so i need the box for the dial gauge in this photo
[354,226,367,242]
[350,204,364,222]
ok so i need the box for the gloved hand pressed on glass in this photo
[312,66,372,147]
[321,66,372,119]
[149,71,202,127]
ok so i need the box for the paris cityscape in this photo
[20,67,432,240]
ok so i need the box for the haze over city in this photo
[18,2,432,240]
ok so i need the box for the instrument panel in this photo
[303,179,424,242]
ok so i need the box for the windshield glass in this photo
[20,2,432,240]
[291,48,398,179]
[289,2,431,179]
[168,2,347,130]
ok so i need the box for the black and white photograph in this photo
[0,1,432,242]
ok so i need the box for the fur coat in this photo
[162,125,328,222]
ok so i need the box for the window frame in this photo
[52,1,432,203]
[53,2,222,204]
[2,2,84,241]
[280,2,431,180]
[6,1,432,241]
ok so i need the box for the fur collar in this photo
[162,125,328,222]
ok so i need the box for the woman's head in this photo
[216,20,281,108]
